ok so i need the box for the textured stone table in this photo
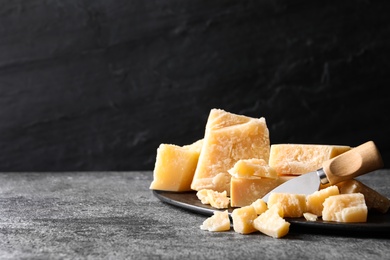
[0,170,389,259]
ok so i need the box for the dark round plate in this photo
[153,190,390,236]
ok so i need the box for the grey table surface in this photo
[0,170,389,260]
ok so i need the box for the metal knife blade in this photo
[261,170,322,203]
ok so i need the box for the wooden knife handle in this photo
[322,141,384,184]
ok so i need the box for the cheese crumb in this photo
[200,210,230,232]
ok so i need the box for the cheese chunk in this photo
[230,176,294,207]
[231,205,258,234]
[191,109,270,195]
[267,193,307,218]
[269,144,351,176]
[306,185,340,216]
[196,189,230,209]
[228,158,277,179]
[250,198,268,215]
[303,212,318,221]
[337,179,390,213]
[149,142,200,191]
[253,204,290,238]
[200,210,230,232]
[322,193,367,223]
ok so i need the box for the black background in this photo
[0,0,389,171]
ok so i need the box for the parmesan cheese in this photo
[191,109,270,195]
[269,144,351,176]
[196,189,230,209]
[322,193,368,223]
[306,185,340,216]
[200,210,230,232]
[231,205,258,234]
[149,142,200,191]
[230,176,294,207]
[336,179,390,213]
[267,193,307,218]
[253,204,290,238]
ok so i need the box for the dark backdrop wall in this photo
[0,0,389,171]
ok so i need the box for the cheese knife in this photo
[261,141,384,203]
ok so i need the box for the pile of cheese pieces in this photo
[149,108,390,238]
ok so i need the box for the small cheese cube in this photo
[231,205,258,234]
[322,193,368,223]
[200,210,230,232]
[306,185,340,216]
[250,198,268,215]
[269,144,351,176]
[196,189,230,209]
[337,179,390,213]
[230,176,294,207]
[253,204,290,238]
[228,158,277,179]
[267,193,307,218]
[191,109,270,195]
[303,212,318,221]
[149,143,200,191]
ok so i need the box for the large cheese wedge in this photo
[230,176,294,207]
[149,141,201,191]
[336,179,390,213]
[267,193,307,218]
[269,144,351,176]
[253,204,290,238]
[191,109,270,194]
[200,210,230,232]
[231,205,258,234]
[322,193,367,223]
[306,185,340,216]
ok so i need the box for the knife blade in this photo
[262,141,384,203]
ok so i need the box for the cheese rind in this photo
[322,193,367,223]
[267,193,307,218]
[306,185,340,216]
[269,144,351,176]
[149,143,200,191]
[231,205,258,234]
[336,179,390,213]
[253,204,290,238]
[230,176,294,207]
[200,210,230,232]
[191,109,270,194]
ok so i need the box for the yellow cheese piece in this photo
[336,179,390,213]
[231,205,258,234]
[200,210,230,232]
[230,176,294,207]
[269,144,351,176]
[191,109,270,194]
[250,198,268,215]
[306,185,340,216]
[183,139,203,153]
[196,189,230,209]
[149,143,200,191]
[253,204,290,238]
[228,158,277,179]
[267,193,307,218]
[322,193,368,223]
[303,212,318,222]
